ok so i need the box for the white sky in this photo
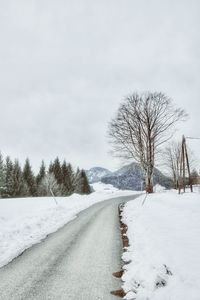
[0,0,199,172]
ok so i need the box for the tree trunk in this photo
[146,183,153,193]
[145,168,153,193]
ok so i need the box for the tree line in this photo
[0,153,91,198]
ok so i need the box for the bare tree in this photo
[38,172,61,196]
[164,141,181,189]
[108,92,187,193]
[164,140,197,190]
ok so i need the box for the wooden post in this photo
[178,135,193,194]
[182,136,186,193]
[185,139,193,192]
[179,139,183,194]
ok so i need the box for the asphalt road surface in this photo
[0,194,139,300]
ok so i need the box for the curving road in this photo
[0,195,138,300]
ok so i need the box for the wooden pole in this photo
[179,139,183,194]
[178,135,193,194]
[182,136,186,193]
[185,139,193,192]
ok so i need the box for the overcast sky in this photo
[0,0,199,172]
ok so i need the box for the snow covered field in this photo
[0,183,137,269]
[122,188,200,300]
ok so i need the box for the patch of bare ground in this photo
[111,203,130,298]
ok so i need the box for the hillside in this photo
[86,167,112,183]
[87,163,172,190]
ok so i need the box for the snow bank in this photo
[122,190,200,300]
[0,183,136,268]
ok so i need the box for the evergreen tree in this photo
[74,167,81,193]
[36,160,46,186]
[61,160,73,195]
[67,163,75,193]
[52,157,63,185]
[3,156,14,198]
[48,161,54,174]
[80,170,91,194]
[74,169,91,195]
[23,158,37,196]
[12,159,28,197]
[36,160,46,196]
[0,152,5,197]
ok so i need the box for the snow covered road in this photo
[0,194,138,300]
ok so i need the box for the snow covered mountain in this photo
[86,167,112,183]
[87,163,172,190]
[102,163,143,190]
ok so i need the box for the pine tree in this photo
[36,160,47,197]
[36,160,46,186]
[23,158,37,196]
[61,160,73,195]
[12,159,28,197]
[74,167,81,193]
[74,169,91,195]
[52,157,63,185]
[36,160,46,196]
[80,170,91,194]
[0,152,5,197]
[3,156,14,198]
[48,161,54,173]
[67,163,75,193]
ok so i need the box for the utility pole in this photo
[178,135,193,193]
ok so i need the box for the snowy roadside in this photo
[0,183,138,268]
[122,188,200,300]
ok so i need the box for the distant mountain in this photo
[87,163,173,190]
[101,163,143,190]
[86,167,112,183]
